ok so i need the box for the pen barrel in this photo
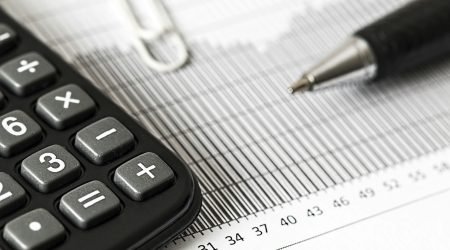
[355,0,450,78]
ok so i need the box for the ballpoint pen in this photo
[288,0,450,93]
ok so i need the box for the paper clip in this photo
[120,0,189,72]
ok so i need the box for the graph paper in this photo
[4,0,450,249]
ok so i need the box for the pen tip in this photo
[287,87,294,94]
[288,76,312,94]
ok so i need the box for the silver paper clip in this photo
[120,0,189,72]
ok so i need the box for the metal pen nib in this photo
[288,75,314,94]
[288,37,377,94]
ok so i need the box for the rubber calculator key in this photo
[0,173,26,217]
[0,24,17,54]
[0,52,56,96]
[59,180,120,229]
[74,117,134,164]
[21,145,82,193]
[3,208,65,250]
[36,84,96,130]
[114,152,175,201]
[0,110,42,157]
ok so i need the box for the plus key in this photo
[114,152,175,201]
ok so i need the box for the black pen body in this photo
[355,0,450,78]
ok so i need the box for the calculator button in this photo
[36,84,96,129]
[59,180,120,229]
[0,110,42,157]
[114,152,175,201]
[0,24,17,54]
[21,145,82,193]
[75,117,134,165]
[3,208,65,250]
[0,52,56,96]
[0,173,26,217]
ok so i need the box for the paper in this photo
[4,0,450,249]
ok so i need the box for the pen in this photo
[288,0,450,93]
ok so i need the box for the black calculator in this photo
[0,7,202,250]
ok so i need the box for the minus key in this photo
[75,117,135,165]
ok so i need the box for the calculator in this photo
[0,7,202,250]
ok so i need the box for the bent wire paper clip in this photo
[120,0,189,72]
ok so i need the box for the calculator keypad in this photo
[3,208,65,250]
[75,117,135,165]
[0,13,198,250]
[36,84,96,129]
[0,110,42,157]
[114,152,175,201]
[59,180,121,229]
[0,173,26,217]
[0,52,56,96]
[21,145,82,193]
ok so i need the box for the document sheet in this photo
[4,0,450,249]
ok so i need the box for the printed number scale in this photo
[0,8,202,250]
[167,149,450,250]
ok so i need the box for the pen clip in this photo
[120,0,189,72]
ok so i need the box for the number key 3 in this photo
[21,145,82,193]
